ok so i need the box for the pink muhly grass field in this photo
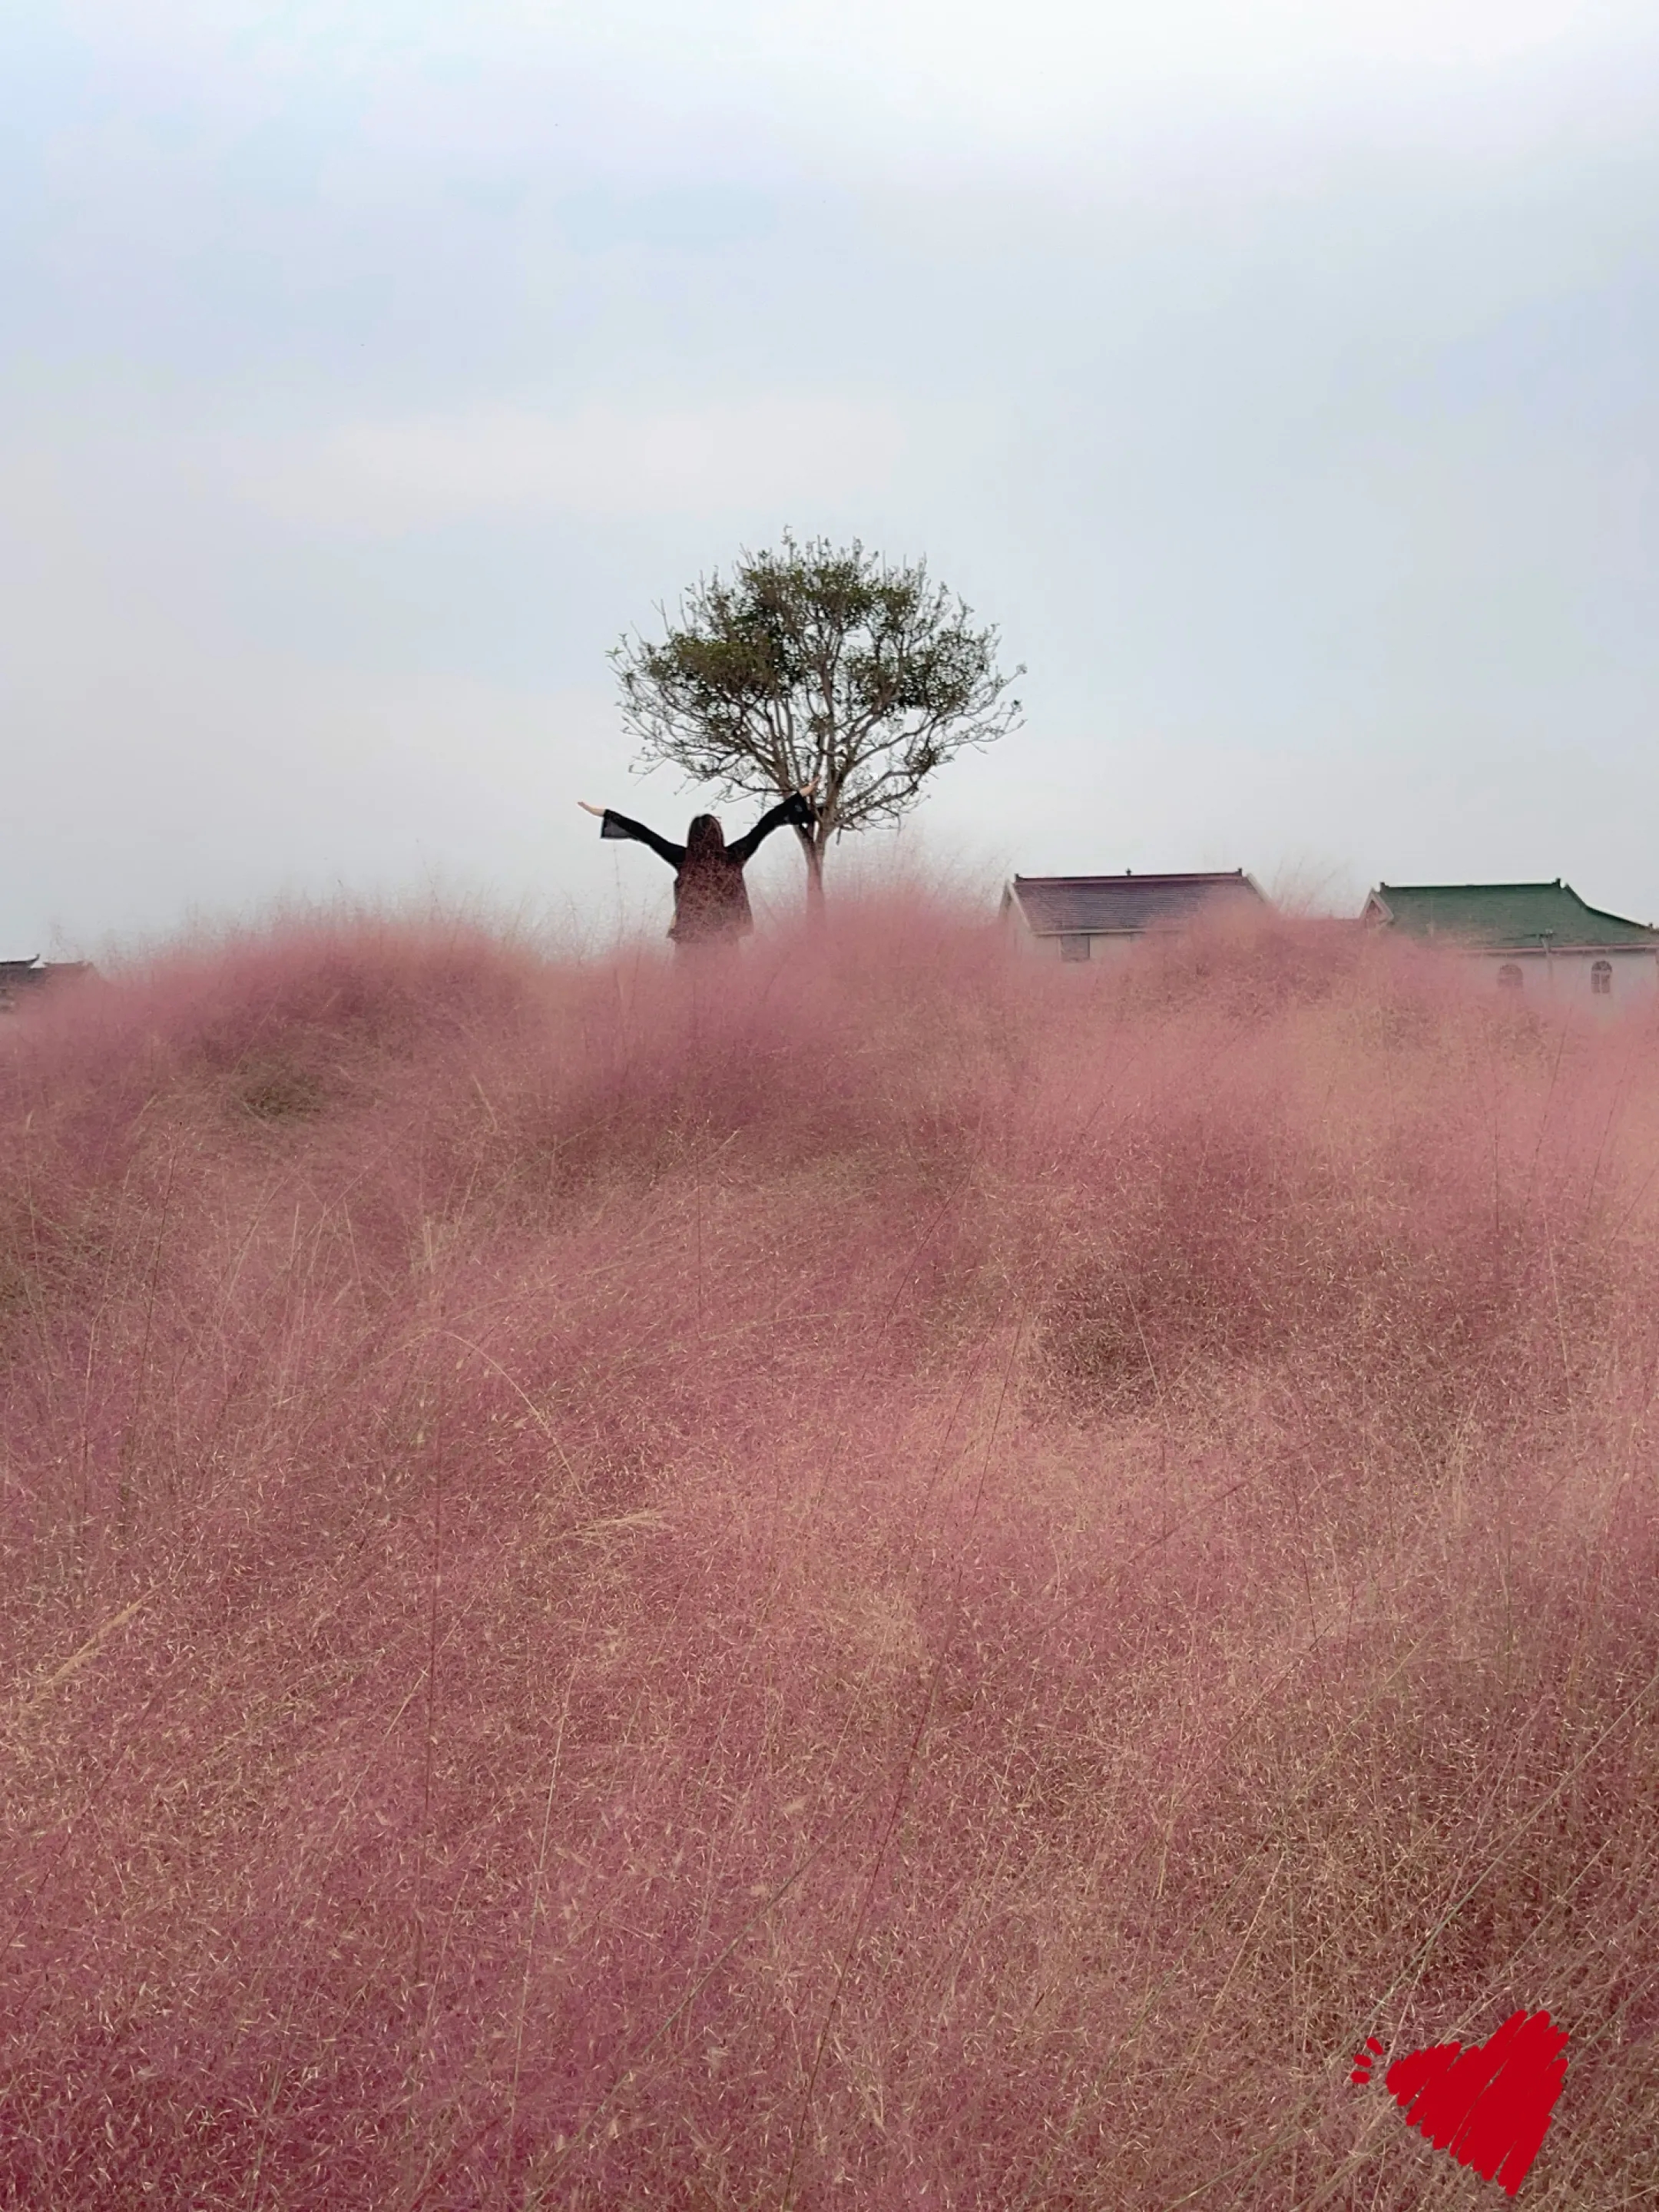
[2,899,1657,2208]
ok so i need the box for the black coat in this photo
[598,793,816,942]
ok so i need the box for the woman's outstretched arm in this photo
[578,803,685,868]
[724,786,820,868]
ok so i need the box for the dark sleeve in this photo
[725,791,817,868]
[599,810,685,868]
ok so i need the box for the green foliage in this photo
[611,534,1023,885]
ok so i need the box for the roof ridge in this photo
[1376,879,1567,894]
[1012,869,1248,885]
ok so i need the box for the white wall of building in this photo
[1465,945,1659,1008]
[1007,906,1659,1009]
[1017,930,1144,966]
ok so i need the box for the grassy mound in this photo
[2,902,1656,2207]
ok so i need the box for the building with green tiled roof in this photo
[1362,881,1659,1008]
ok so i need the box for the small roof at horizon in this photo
[0,959,94,985]
[1364,880,1658,949]
[1005,870,1267,937]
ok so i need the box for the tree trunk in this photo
[796,823,826,917]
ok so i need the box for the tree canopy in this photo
[611,535,1023,899]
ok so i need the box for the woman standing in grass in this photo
[579,786,819,947]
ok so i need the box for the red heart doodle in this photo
[1350,2010,1568,2197]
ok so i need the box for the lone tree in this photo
[611,535,1023,907]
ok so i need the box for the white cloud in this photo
[240,393,909,530]
[583,0,1630,117]
[65,0,1656,167]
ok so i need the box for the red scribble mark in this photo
[1352,2009,1568,2197]
[1349,2035,1384,2085]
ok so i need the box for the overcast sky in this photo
[5,0,1658,955]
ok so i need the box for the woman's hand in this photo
[578,802,605,818]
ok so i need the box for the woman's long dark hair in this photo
[686,814,726,856]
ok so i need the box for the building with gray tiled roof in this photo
[1001,870,1267,962]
